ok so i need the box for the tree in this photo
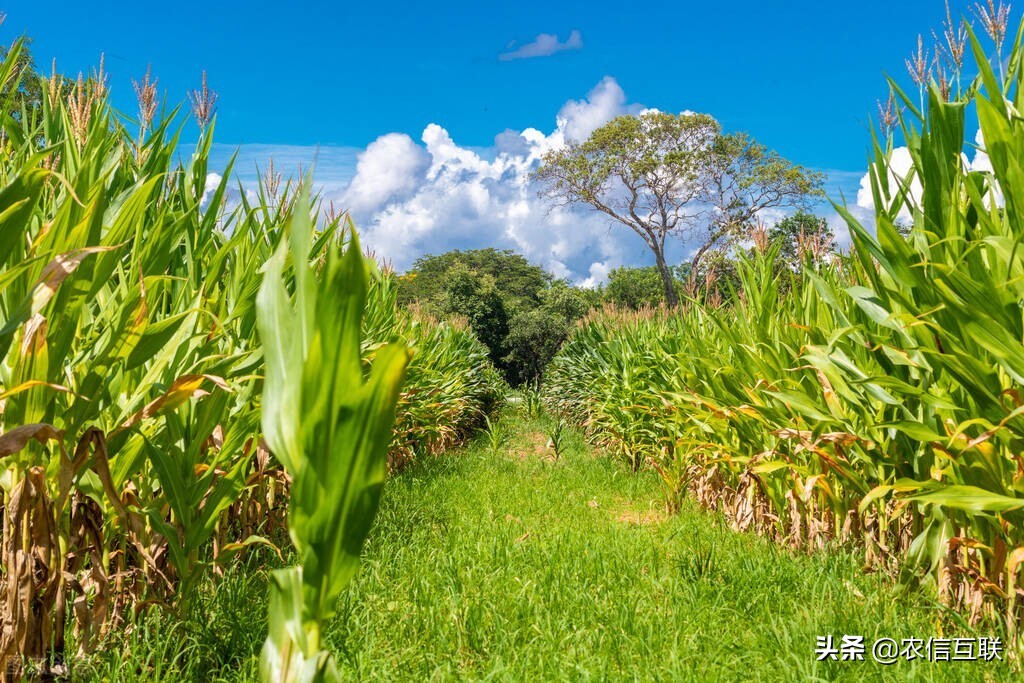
[0,36,45,125]
[503,309,569,387]
[398,248,596,385]
[397,248,550,316]
[539,279,594,322]
[441,269,509,369]
[504,281,592,386]
[602,266,673,309]
[534,111,824,307]
[767,211,835,271]
[691,135,825,289]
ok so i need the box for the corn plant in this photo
[522,388,544,419]
[0,40,503,676]
[257,189,409,682]
[545,13,1024,640]
[0,39,271,670]
[546,416,568,460]
[483,415,504,454]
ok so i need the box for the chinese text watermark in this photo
[815,635,1002,664]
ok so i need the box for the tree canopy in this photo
[398,248,551,316]
[504,281,595,386]
[601,266,675,309]
[397,248,592,385]
[768,210,836,271]
[441,269,510,370]
[534,111,824,307]
[0,37,44,125]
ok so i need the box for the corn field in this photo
[0,39,503,677]
[545,21,1024,641]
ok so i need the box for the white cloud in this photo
[201,172,222,207]
[207,79,852,285]
[499,30,583,61]
[339,133,429,216]
[854,131,1000,224]
[330,77,661,282]
[555,76,642,143]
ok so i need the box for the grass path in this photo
[79,409,1013,681]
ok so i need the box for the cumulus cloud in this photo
[207,78,848,285]
[854,131,999,225]
[339,133,430,216]
[331,77,659,282]
[555,76,643,143]
[201,172,222,207]
[499,30,583,61]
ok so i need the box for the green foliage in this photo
[257,190,410,682]
[388,309,506,467]
[678,537,717,582]
[397,248,550,316]
[503,280,593,386]
[599,214,833,310]
[539,279,595,322]
[399,249,593,385]
[522,388,544,419]
[601,266,671,309]
[0,36,44,125]
[482,414,504,454]
[503,308,567,386]
[676,249,742,304]
[0,41,504,674]
[534,110,823,306]
[72,411,1013,681]
[361,262,506,467]
[0,34,285,669]
[442,269,510,369]
[545,415,568,459]
[544,17,1024,639]
[768,211,836,271]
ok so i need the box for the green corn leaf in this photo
[257,186,409,682]
[908,485,1024,514]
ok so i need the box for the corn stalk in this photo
[256,189,409,682]
[545,16,1024,645]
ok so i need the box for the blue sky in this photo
[1,1,983,281]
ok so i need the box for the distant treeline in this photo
[397,211,834,386]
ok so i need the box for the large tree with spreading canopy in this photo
[534,111,823,307]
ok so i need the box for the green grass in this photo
[72,407,1016,681]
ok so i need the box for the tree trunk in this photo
[654,249,679,308]
[686,239,717,298]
